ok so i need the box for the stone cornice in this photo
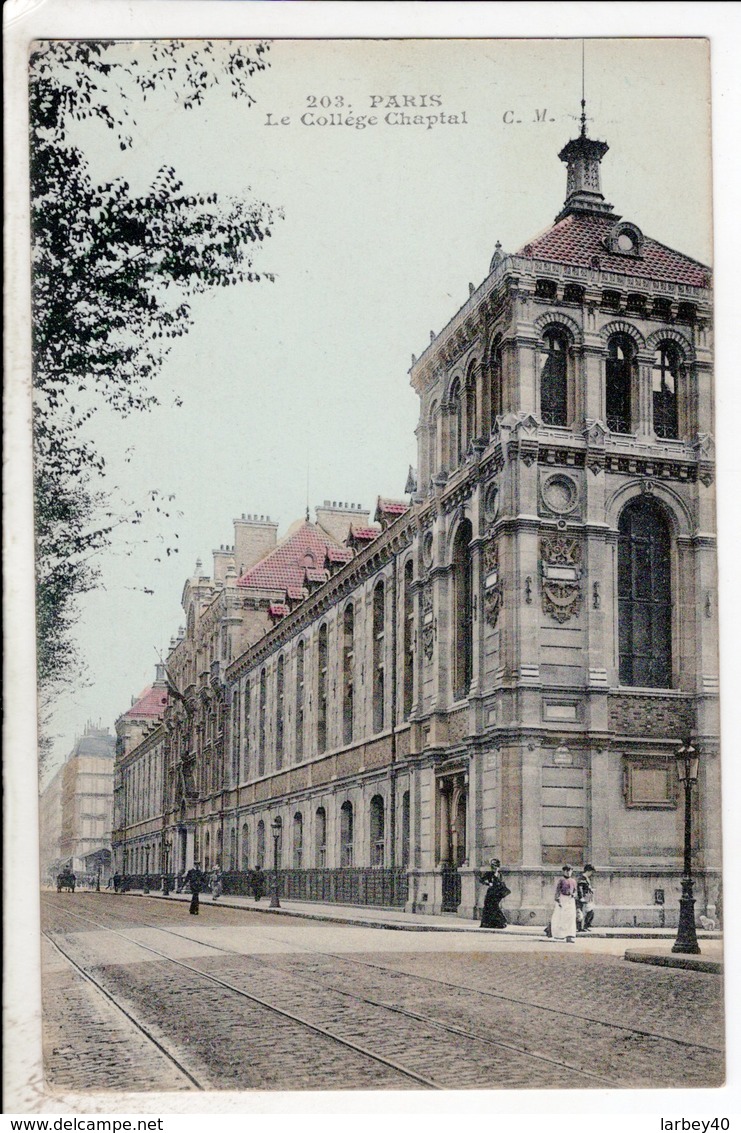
[409,253,711,393]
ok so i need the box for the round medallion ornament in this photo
[483,483,499,521]
[542,473,578,515]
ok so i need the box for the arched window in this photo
[403,559,414,720]
[296,640,305,759]
[449,379,463,465]
[314,806,326,865]
[606,335,635,434]
[540,329,569,426]
[618,497,672,688]
[204,831,211,872]
[315,806,327,867]
[256,820,266,869]
[401,790,411,868]
[258,668,266,776]
[216,827,223,869]
[370,795,385,867]
[373,581,385,732]
[275,654,285,769]
[292,812,303,869]
[241,823,250,870]
[342,604,354,745]
[340,801,354,867]
[490,337,503,429]
[428,400,440,480]
[243,678,251,781]
[231,687,240,785]
[317,623,328,753]
[229,828,236,871]
[452,519,474,700]
[465,364,478,451]
[652,343,681,439]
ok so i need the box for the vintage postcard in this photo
[5,1,739,1121]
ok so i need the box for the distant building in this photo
[40,724,116,883]
[113,121,719,925]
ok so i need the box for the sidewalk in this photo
[123,886,724,943]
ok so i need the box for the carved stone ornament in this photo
[421,586,434,661]
[482,541,502,628]
[540,536,583,623]
[541,472,579,516]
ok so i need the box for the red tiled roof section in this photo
[350,527,380,539]
[326,545,353,564]
[237,521,342,593]
[268,603,289,619]
[123,685,168,718]
[518,213,710,287]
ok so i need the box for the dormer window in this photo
[606,221,644,257]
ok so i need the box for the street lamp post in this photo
[672,741,701,955]
[162,839,170,896]
[270,817,282,909]
[96,865,101,892]
[144,846,150,894]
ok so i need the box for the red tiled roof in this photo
[376,498,408,518]
[237,522,341,594]
[286,584,305,602]
[123,684,168,719]
[268,603,289,619]
[305,568,329,585]
[326,545,353,564]
[518,212,710,288]
[349,526,380,541]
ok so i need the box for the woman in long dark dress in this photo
[479,858,510,928]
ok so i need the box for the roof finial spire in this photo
[580,39,587,137]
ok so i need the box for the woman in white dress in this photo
[549,864,577,942]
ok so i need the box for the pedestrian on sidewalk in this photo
[183,861,206,915]
[479,859,510,928]
[548,864,577,942]
[576,864,595,932]
[252,865,265,902]
[211,866,223,901]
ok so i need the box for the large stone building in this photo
[40,723,116,883]
[112,121,719,925]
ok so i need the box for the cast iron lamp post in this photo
[162,839,171,896]
[270,817,282,909]
[672,741,701,955]
[96,865,101,892]
[144,845,150,893]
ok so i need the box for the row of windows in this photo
[541,331,681,437]
[427,330,690,479]
[533,279,697,323]
[231,564,416,779]
[194,794,411,872]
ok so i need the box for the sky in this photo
[30,35,713,781]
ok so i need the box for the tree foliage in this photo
[30,40,279,695]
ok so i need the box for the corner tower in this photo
[407,117,717,925]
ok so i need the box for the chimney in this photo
[314,501,371,545]
[212,543,236,584]
[233,514,279,577]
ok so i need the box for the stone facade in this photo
[112,125,719,925]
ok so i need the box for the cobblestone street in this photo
[41,892,724,1094]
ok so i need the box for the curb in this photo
[624,949,723,974]
[117,891,723,941]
